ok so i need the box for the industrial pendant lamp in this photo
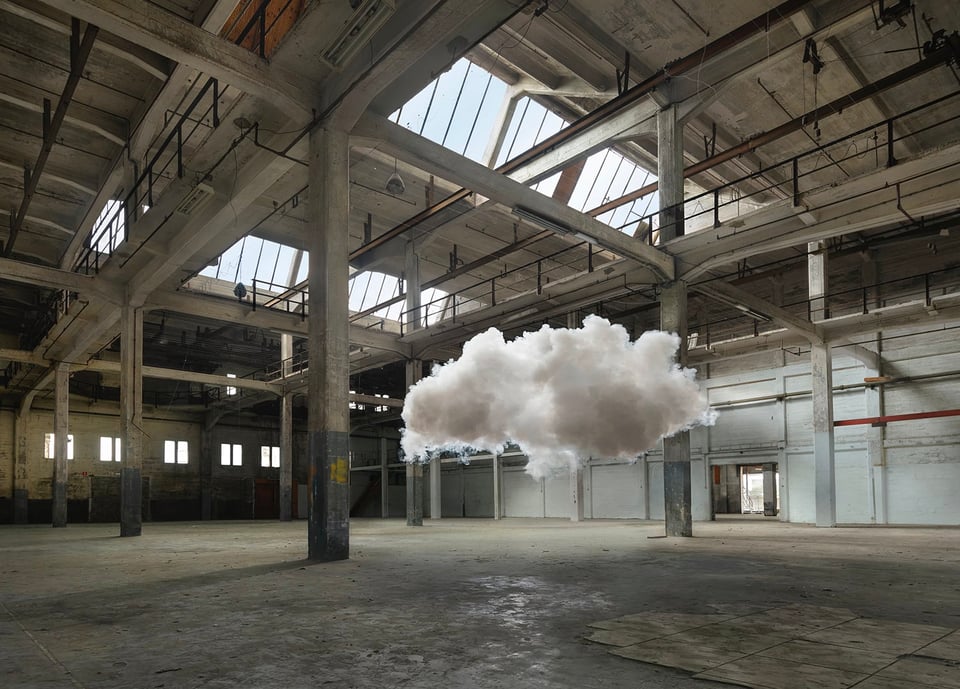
[385,157,405,195]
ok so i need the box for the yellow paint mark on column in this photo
[329,458,348,484]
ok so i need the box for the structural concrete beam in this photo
[34,0,314,116]
[693,280,880,369]
[695,280,824,343]
[147,291,410,357]
[0,74,126,146]
[507,98,657,186]
[0,0,170,80]
[353,113,675,281]
[0,256,120,303]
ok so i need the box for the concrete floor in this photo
[2,519,959,689]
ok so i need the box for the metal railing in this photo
[681,90,960,238]
[398,240,610,334]
[251,278,308,319]
[691,265,960,347]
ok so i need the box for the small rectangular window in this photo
[44,433,75,460]
[260,445,280,468]
[220,443,242,466]
[99,436,121,462]
[164,440,189,464]
[226,373,237,397]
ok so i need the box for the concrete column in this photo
[379,435,389,518]
[566,312,585,521]
[279,333,293,522]
[808,241,829,321]
[430,458,441,519]
[405,358,424,526]
[404,240,421,333]
[762,462,778,516]
[570,464,585,522]
[200,422,213,520]
[660,281,692,536]
[52,362,69,528]
[812,343,836,527]
[862,259,886,524]
[119,303,143,537]
[809,242,836,527]
[307,125,351,561]
[492,454,502,520]
[657,105,685,241]
[13,394,34,524]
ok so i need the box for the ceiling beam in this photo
[0,0,169,80]
[3,18,98,258]
[693,278,880,368]
[353,113,675,281]
[0,255,119,303]
[33,0,315,117]
[0,74,127,146]
[694,279,823,343]
[506,98,657,186]
[147,290,410,357]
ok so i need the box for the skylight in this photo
[390,57,509,162]
[200,236,305,288]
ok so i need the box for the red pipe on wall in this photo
[834,409,960,427]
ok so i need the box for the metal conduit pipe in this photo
[706,369,960,410]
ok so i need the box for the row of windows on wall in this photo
[43,434,280,468]
[220,444,280,468]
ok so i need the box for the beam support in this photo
[352,113,674,280]
[119,302,144,537]
[279,334,293,521]
[567,311,585,522]
[809,244,836,527]
[812,342,836,527]
[13,391,38,524]
[51,362,69,528]
[493,454,502,520]
[657,105,685,241]
[660,280,693,536]
[306,126,351,561]
[379,435,389,519]
[405,358,424,526]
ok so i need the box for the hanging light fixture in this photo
[385,157,405,195]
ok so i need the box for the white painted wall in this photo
[445,326,960,526]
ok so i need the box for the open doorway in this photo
[712,463,779,517]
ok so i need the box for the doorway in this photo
[254,479,279,519]
[712,462,779,517]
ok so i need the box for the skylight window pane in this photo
[420,59,470,144]
[273,244,297,286]
[237,236,263,284]
[443,63,487,154]
[255,240,281,286]
[533,171,562,198]
[392,80,435,134]
[581,152,623,211]
[216,241,244,281]
[568,150,608,211]
[506,99,546,161]
[463,77,508,162]
[535,110,566,145]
